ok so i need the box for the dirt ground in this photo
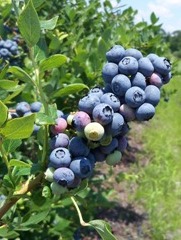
[79,122,153,240]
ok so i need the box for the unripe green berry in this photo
[100,134,112,146]
[84,122,104,141]
[106,150,122,166]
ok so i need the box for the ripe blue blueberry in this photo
[124,48,143,60]
[100,92,120,112]
[130,72,146,90]
[16,101,31,116]
[69,157,93,178]
[118,56,138,75]
[152,57,171,75]
[91,147,106,162]
[49,147,72,168]
[125,86,146,108]
[53,167,75,187]
[100,138,118,155]
[147,53,159,63]
[111,74,131,97]
[145,85,160,106]
[69,136,90,157]
[50,133,70,149]
[106,45,125,63]
[102,62,119,83]
[135,103,155,121]
[117,135,128,152]
[105,112,124,137]
[92,103,114,125]
[88,86,104,98]
[30,101,42,112]
[138,57,154,77]
[78,95,100,114]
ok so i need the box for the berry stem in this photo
[71,196,90,227]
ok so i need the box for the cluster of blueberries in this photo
[0,39,20,65]
[45,45,172,195]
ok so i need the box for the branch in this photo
[0,172,44,220]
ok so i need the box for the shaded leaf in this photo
[21,209,50,226]
[53,83,89,98]
[3,139,22,154]
[9,159,31,168]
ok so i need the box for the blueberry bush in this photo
[0,0,173,239]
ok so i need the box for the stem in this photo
[0,172,44,220]
[71,197,90,227]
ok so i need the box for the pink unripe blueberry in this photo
[119,104,136,121]
[72,111,91,131]
[50,117,67,134]
[149,73,163,88]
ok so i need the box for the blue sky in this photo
[109,0,181,33]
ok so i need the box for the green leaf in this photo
[89,220,117,240]
[8,66,32,84]
[0,100,8,127]
[0,225,19,238]
[0,114,35,139]
[0,80,19,90]
[0,63,9,80]
[32,0,45,8]
[3,139,22,154]
[40,54,67,72]
[18,0,41,47]
[9,159,31,168]
[34,35,48,62]
[40,16,59,30]
[3,84,25,103]
[53,83,89,98]
[150,12,159,24]
[35,112,55,125]
[21,209,50,226]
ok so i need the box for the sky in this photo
[109,0,181,33]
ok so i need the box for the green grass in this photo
[134,75,181,240]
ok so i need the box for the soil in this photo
[80,122,153,240]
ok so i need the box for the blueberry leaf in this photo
[0,100,8,127]
[39,54,67,72]
[88,219,117,240]
[18,0,40,47]
[0,114,35,139]
[53,83,89,98]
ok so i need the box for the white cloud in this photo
[148,2,173,18]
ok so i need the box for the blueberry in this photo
[30,101,42,112]
[118,56,138,75]
[72,111,91,131]
[145,85,160,106]
[152,57,171,75]
[130,72,146,90]
[78,95,100,114]
[16,101,31,116]
[49,147,72,168]
[162,72,172,84]
[103,84,112,93]
[53,167,75,187]
[106,45,125,63]
[135,103,155,121]
[149,73,163,88]
[119,103,136,121]
[147,53,159,63]
[91,147,106,162]
[138,57,154,77]
[84,122,105,141]
[124,48,143,60]
[92,103,114,125]
[100,138,118,154]
[88,86,104,98]
[3,40,13,49]
[0,48,11,58]
[56,110,64,118]
[100,92,120,111]
[68,176,82,189]
[50,117,67,135]
[105,112,124,137]
[111,74,131,97]
[105,150,122,166]
[102,62,119,83]
[117,136,128,152]
[69,136,90,157]
[50,133,70,149]
[125,86,146,108]
[69,157,93,178]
